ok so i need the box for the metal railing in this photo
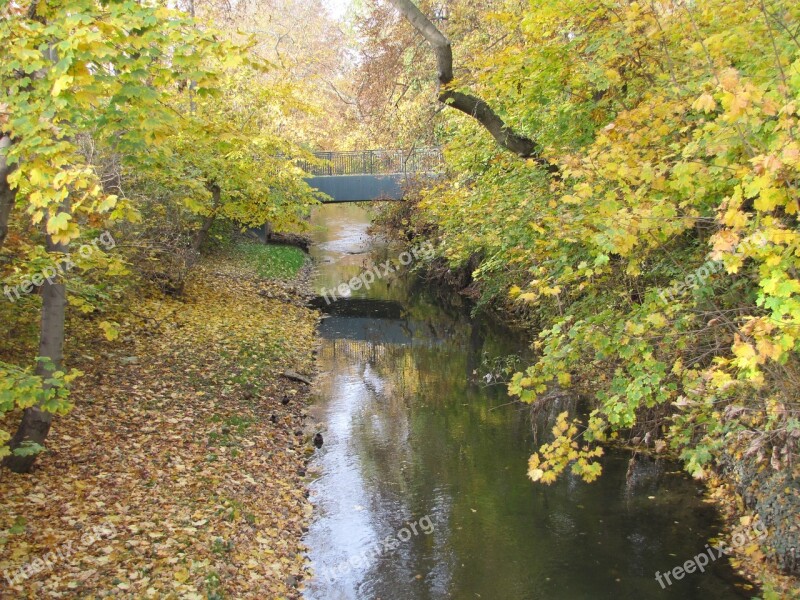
[301,148,443,176]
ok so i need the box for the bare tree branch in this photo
[387,0,557,173]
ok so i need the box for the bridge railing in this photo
[301,148,443,176]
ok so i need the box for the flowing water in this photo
[303,203,749,600]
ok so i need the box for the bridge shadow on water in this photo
[310,296,448,348]
[309,297,405,319]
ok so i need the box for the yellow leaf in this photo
[743,543,761,557]
[692,92,717,113]
[29,168,46,187]
[754,187,785,212]
[46,212,71,234]
[99,321,120,341]
[719,68,739,92]
[732,336,759,367]
[52,75,73,97]
[174,568,190,583]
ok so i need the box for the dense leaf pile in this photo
[0,255,319,598]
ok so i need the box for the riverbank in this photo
[0,243,319,598]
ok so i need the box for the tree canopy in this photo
[0,0,339,470]
[363,2,799,587]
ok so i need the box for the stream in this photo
[302,203,749,600]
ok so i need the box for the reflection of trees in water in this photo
[528,392,580,447]
[319,338,422,403]
[315,307,585,598]
[317,338,418,498]
[320,337,395,366]
[321,339,458,599]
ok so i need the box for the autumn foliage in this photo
[0,0,324,464]
[369,0,800,591]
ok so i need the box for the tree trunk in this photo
[3,224,68,473]
[387,0,558,173]
[0,134,15,250]
[191,182,221,256]
[191,213,216,255]
[3,10,68,474]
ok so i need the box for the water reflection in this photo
[303,204,750,600]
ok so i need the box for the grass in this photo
[233,241,307,279]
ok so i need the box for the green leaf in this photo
[12,441,46,457]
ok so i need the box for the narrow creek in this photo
[303,203,748,600]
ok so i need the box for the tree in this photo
[3,214,69,473]
[1,1,325,471]
[368,1,800,586]
[387,0,555,171]
[0,0,235,472]
[195,0,366,150]
[134,65,321,264]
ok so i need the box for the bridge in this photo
[302,148,443,203]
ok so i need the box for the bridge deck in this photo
[302,148,442,202]
[307,174,405,202]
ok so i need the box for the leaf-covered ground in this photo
[0,250,320,599]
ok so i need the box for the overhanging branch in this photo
[388,0,557,173]
[440,90,543,161]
